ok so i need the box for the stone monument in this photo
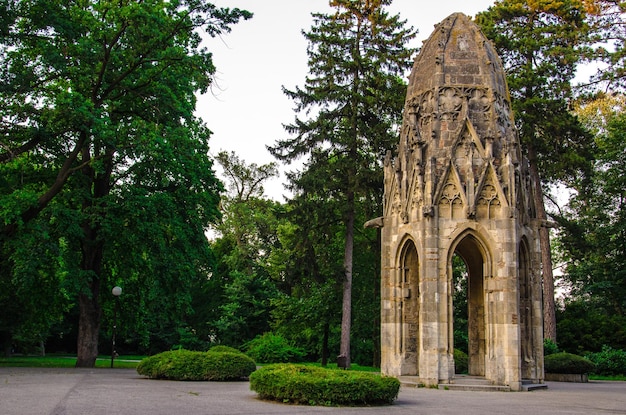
[373,13,544,391]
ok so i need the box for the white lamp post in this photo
[110,286,122,368]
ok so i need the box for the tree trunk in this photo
[75,148,112,367]
[321,320,329,367]
[528,145,557,343]
[75,225,104,367]
[75,289,101,367]
[339,193,355,369]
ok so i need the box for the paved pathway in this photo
[1,367,625,415]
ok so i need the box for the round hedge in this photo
[249,364,400,406]
[544,352,596,374]
[208,345,243,354]
[136,349,256,381]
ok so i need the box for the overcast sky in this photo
[198,0,495,200]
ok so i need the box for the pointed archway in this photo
[451,232,489,376]
[399,238,419,375]
[519,237,534,378]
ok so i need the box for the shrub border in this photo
[249,363,400,406]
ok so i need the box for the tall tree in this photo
[557,94,626,317]
[211,151,282,345]
[553,93,626,353]
[215,151,279,274]
[269,0,415,368]
[476,0,593,342]
[0,0,251,366]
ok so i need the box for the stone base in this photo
[544,373,588,382]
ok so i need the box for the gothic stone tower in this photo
[377,13,544,391]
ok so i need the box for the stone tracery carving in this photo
[439,87,463,121]
[438,176,464,220]
[468,87,491,132]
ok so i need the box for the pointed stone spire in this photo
[379,13,544,391]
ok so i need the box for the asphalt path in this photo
[1,367,625,415]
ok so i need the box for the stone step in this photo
[398,376,423,388]
[521,380,549,391]
[399,375,547,392]
[440,383,511,392]
[445,375,511,391]
[451,375,493,385]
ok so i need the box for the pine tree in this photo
[269,0,416,368]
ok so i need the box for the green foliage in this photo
[544,352,596,375]
[544,338,560,356]
[243,333,306,363]
[0,211,71,353]
[553,98,626,361]
[172,327,212,352]
[136,349,256,381]
[210,154,283,347]
[214,271,279,346]
[476,0,592,181]
[586,346,626,376]
[556,295,626,355]
[454,349,468,374]
[209,345,242,354]
[269,279,341,365]
[216,151,278,202]
[555,110,626,331]
[452,254,469,354]
[249,364,400,406]
[582,1,626,90]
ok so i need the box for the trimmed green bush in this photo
[209,345,243,354]
[544,352,595,375]
[244,332,306,363]
[136,349,256,381]
[454,349,468,374]
[249,364,400,406]
[586,346,626,376]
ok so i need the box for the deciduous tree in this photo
[211,151,281,345]
[558,94,626,317]
[0,0,251,366]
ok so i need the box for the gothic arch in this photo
[518,236,534,378]
[447,229,492,376]
[396,237,420,375]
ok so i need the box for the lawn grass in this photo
[589,374,626,381]
[0,354,143,369]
